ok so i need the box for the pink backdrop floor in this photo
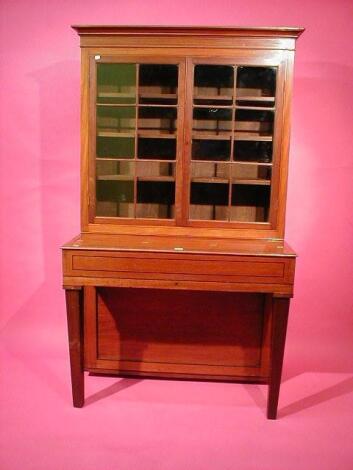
[1,1,353,469]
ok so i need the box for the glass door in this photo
[93,58,183,221]
[188,62,277,224]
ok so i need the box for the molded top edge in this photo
[71,25,305,39]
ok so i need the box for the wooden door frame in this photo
[182,55,287,232]
[82,52,187,229]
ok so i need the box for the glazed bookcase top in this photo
[74,25,303,239]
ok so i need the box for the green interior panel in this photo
[97,63,136,104]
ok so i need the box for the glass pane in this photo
[234,141,273,163]
[138,138,176,160]
[96,160,135,218]
[136,161,175,218]
[97,63,136,104]
[136,162,175,179]
[136,181,175,219]
[97,106,135,136]
[96,160,134,180]
[95,61,179,220]
[96,106,135,159]
[231,163,271,185]
[192,139,230,161]
[190,183,229,221]
[187,63,277,225]
[139,64,178,104]
[236,67,276,98]
[97,136,135,159]
[191,162,229,183]
[231,185,270,222]
[194,65,234,105]
[234,109,274,139]
[136,64,178,218]
[138,107,177,137]
[193,107,232,138]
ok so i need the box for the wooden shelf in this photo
[97,175,175,183]
[97,103,177,108]
[191,159,273,166]
[97,92,135,98]
[97,175,133,181]
[137,176,175,182]
[97,130,135,138]
[234,161,272,166]
[234,133,273,141]
[232,178,271,186]
[137,158,176,162]
[138,130,176,139]
[190,177,271,186]
[97,157,175,163]
[139,93,177,99]
[97,103,136,107]
[98,130,177,139]
[193,104,233,109]
[236,106,275,111]
[194,94,233,101]
[191,159,231,164]
[236,96,275,102]
[138,104,178,108]
[191,177,229,184]
[192,132,272,141]
[96,157,134,161]
[192,132,232,141]
[194,127,232,133]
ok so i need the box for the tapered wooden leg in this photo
[267,295,290,419]
[65,287,84,407]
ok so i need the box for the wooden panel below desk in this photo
[84,287,271,379]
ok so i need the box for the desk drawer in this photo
[64,251,294,286]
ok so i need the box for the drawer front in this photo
[64,251,294,286]
[73,254,283,277]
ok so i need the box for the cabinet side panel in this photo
[276,50,295,237]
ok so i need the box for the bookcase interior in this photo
[95,61,277,223]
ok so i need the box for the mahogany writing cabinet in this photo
[62,25,303,419]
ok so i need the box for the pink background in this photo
[1,0,353,469]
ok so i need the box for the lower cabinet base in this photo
[65,286,289,419]
[86,368,269,384]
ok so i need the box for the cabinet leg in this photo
[267,296,290,419]
[65,287,84,407]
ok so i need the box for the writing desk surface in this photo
[62,233,296,258]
